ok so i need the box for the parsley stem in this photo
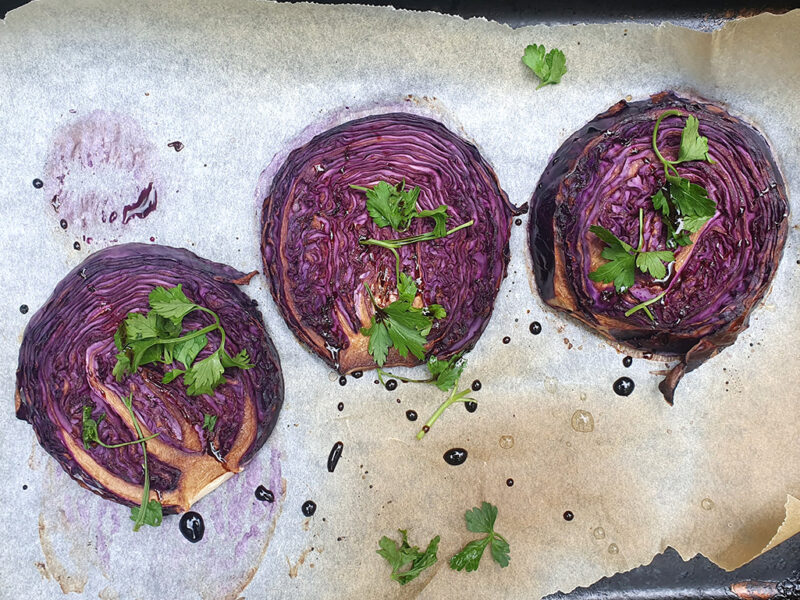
[625,290,667,319]
[651,109,683,168]
[121,393,153,532]
[376,367,434,385]
[636,208,644,252]
[96,432,160,449]
[416,383,473,440]
[361,220,474,250]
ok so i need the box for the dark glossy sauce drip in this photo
[405,410,417,421]
[179,511,205,542]
[19,304,28,314]
[167,141,184,152]
[464,401,477,413]
[337,402,344,412]
[514,218,522,226]
[385,379,397,391]
[352,371,363,378]
[327,441,344,473]
[22,484,28,490]
[32,178,43,189]
[613,377,635,396]
[563,510,574,521]
[73,241,81,250]
[506,478,514,487]
[59,219,68,230]
[255,485,274,502]
[338,375,347,386]
[471,379,482,391]
[502,336,511,344]
[443,448,468,466]
[623,356,633,368]
[302,500,317,517]
[529,321,542,335]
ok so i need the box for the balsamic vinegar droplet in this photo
[59,219,68,230]
[502,336,511,344]
[385,379,397,391]
[622,356,633,368]
[443,448,468,466]
[529,321,542,335]
[405,410,418,421]
[73,241,81,250]
[337,402,344,412]
[301,500,317,517]
[179,511,205,542]
[255,485,274,503]
[613,377,635,396]
[32,178,44,189]
[471,379,482,391]
[327,441,344,473]
[506,478,514,487]
[19,304,29,314]
[352,370,363,379]
[563,510,574,521]
[338,375,347,386]
[464,401,477,413]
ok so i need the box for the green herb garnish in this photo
[203,413,217,433]
[650,111,717,248]
[351,180,449,236]
[522,44,567,89]
[360,278,445,368]
[81,404,159,450]
[450,502,510,572]
[589,209,675,295]
[112,284,253,396]
[377,530,440,585]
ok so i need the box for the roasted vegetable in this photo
[528,92,788,403]
[15,243,283,514]
[261,112,517,373]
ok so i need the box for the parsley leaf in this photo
[377,530,440,585]
[130,499,163,528]
[522,44,567,89]
[81,403,159,450]
[676,115,714,164]
[112,285,253,396]
[352,180,448,234]
[665,174,716,218]
[360,284,445,367]
[450,502,510,572]
[203,413,217,432]
[427,354,466,392]
[588,212,675,294]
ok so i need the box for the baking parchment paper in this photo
[0,1,798,598]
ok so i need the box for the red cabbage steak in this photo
[16,243,283,513]
[261,112,516,373]
[528,92,789,403]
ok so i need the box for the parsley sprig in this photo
[588,111,717,321]
[650,111,717,248]
[352,181,473,365]
[377,530,440,585]
[82,394,162,531]
[112,285,253,396]
[522,44,567,89]
[450,502,510,572]
[589,208,675,295]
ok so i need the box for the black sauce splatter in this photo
[255,485,274,503]
[405,410,417,421]
[338,375,347,387]
[506,478,514,487]
[32,178,44,189]
[623,356,633,368]
[302,500,317,517]
[502,336,511,344]
[59,219,68,230]
[529,321,542,335]
[443,448,468,466]
[352,371,363,379]
[167,141,184,152]
[337,402,344,412]
[613,377,635,396]
[327,441,344,473]
[179,511,205,542]
[471,379,482,391]
[464,401,477,413]
[385,379,397,391]
[563,511,574,521]
[73,241,81,250]
[19,305,28,314]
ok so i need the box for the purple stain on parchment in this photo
[42,110,161,240]
[37,444,284,598]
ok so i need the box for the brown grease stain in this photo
[37,510,88,594]
[287,545,313,579]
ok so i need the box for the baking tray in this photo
[3,0,798,597]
